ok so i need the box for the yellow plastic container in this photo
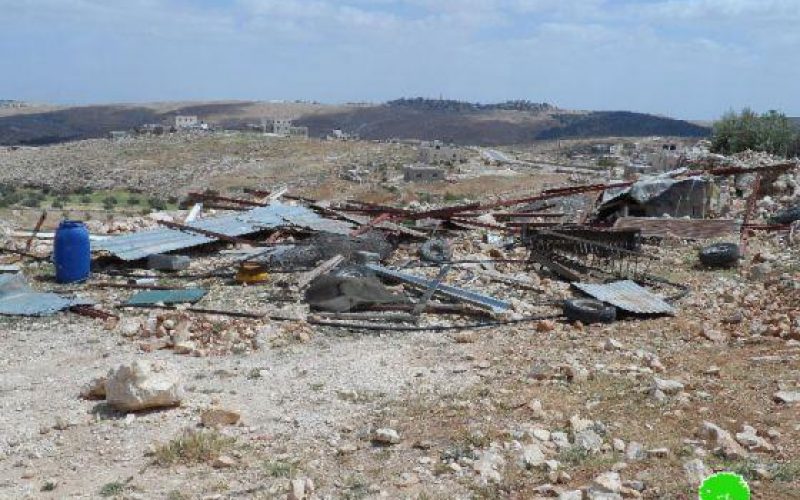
[235,262,269,284]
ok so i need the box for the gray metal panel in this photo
[95,203,353,261]
[125,288,207,306]
[0,274,76,316]
[573,280,675,315]
[366,263,510,313]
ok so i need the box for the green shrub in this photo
[148,197,167,210]
[712,108,799,156]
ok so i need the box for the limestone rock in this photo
[625,442,645,461]
[453,331,477,343]
[699,422,747,459]
[773,390,800,403]
[80,376,107,400]
[590,471,622,495]
[575,429,603,452]
[520,443,545,468]
[683,458,710,486]
[652,377,684,396]
[201,408,241,427]
[288,477,314,500]
[473,450,505,483]
[735,425,774,452]
[105,360,183,412]
[371,428,400,445]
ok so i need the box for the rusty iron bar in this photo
[186,192,268,207]
[25,210,47,253]
[70,304,119,320]
[350,212,392,237]
[687,162,796,177]
[743,224,791,231]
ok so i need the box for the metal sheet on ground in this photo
[95,203,353,261]
[125,288,207,307]
[366,263,511,313]
[0,274,80,316]
[573,280,675,315]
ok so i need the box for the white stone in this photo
[699,422,747,460]
[652,377,684,396]
[774,390,800,403]
[592,471,622,492]
[575,429,603,452]
[372,428,400,445]
[735,425,774,452]
[532,429,551,442]
[683,458,710,486]
[520,443,545,468]
[105,360,183,412]
[625,442,645,461]
[473,450,505,483]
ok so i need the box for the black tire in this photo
[563,298,616,324]
[770,205,800,225]
[419,239,452,263]
[699,242,740,267]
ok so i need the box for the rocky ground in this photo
[0,137,798,499]
[0,227,798,499]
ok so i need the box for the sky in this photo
[1,0,798,119]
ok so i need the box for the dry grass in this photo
[154,430,236,466]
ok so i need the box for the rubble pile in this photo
[1,140,799,498]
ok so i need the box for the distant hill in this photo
[0,106,161,145]
[0,98,711,146]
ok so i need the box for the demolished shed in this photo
[94,203,353,261]
[595,176,712,221]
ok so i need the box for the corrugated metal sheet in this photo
[366,263,511,313]
[614,217,739,239]
[125,288,207,306]
[573,280,675,315]
[0,274,78,316]
[95,203,353,261]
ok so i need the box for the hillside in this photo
[0,99,711,146]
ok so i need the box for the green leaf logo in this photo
[698,472,750,500]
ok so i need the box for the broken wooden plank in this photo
[297,255,345,289]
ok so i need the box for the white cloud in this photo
[0,0,798,117]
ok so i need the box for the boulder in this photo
[105,360,183,411]
[735,425,774,452]
[371,428,400,445]
[698,422,747,460]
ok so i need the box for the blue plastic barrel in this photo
[53,220,91,283]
